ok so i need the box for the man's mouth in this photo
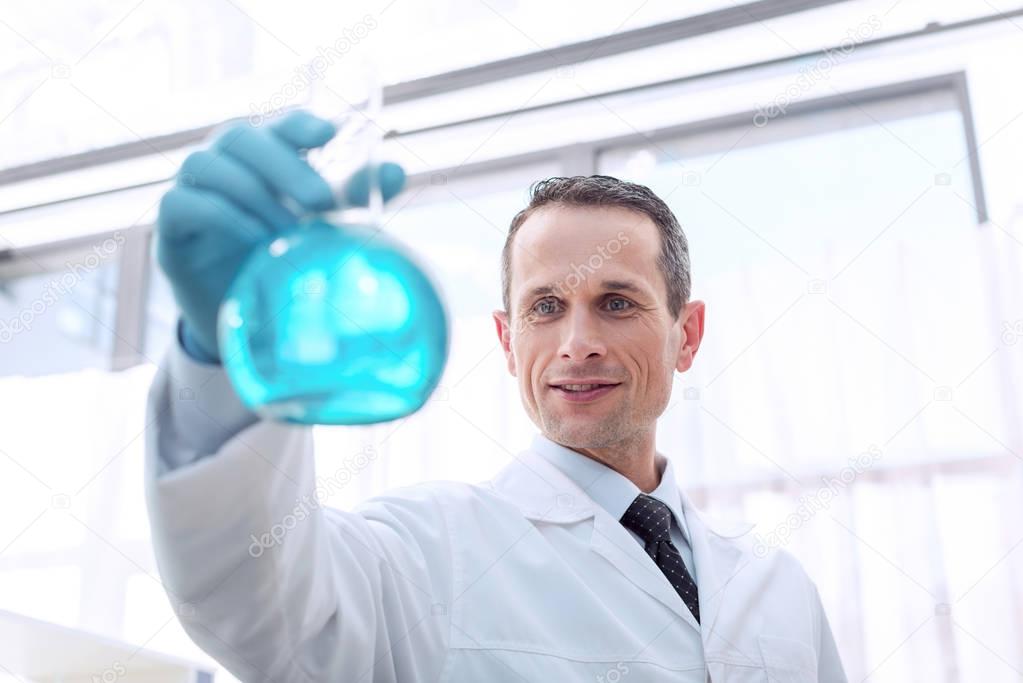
[549,382,621,402]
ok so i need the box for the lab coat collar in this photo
[490,436,751,539]
[489,437,756,632]
[527,432,693,545]
[488,446,597,523]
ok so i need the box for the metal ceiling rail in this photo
[1,3,1019,199]
[381,0,855,104]
[0,0,853,187]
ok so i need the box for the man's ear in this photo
[493,310,517,377]
[675,300,706,373]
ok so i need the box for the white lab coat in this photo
[145,355,846,682]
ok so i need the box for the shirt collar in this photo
[529,432,691,544]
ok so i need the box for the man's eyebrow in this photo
[521,279,648,303]
[599,279,646,295]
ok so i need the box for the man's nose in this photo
[558,310,607,360]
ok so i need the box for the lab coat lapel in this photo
[589,508,701,629]
[679,488,753,640]
[490,446,700,629]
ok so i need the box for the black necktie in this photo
[620,493,700,623]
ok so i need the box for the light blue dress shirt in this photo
[529,432,697,584]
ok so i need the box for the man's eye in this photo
[607,297,633,311]
[532,298,560,315]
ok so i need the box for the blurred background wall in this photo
[1,1,1022,680]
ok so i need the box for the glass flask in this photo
[217,56,450,425]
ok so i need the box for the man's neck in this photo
[569,431,660,493]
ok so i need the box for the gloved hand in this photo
[156,110,407,363]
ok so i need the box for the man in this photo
[147,110,846,681]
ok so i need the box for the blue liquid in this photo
[217,217,450,425]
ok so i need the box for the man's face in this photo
[493,203,705,450]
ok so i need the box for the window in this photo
[599,85,994,479]
[0,242,121,376]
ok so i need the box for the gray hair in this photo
[501,175,691,320]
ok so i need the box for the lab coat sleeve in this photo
[151,319,261,474]
[812,582,848,682]
[144,338,453,682]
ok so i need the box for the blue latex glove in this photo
[156,110,407,363]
